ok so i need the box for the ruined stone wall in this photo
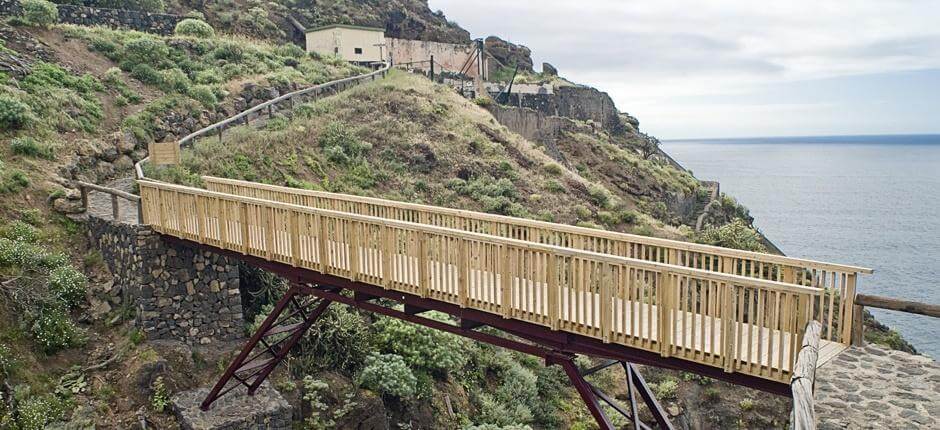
[492,86,623,134]
[87,217,243,344]
[388,37,484,78]
[0,0,183,35]
[485,104,570,165]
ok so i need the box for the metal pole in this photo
[430,55,435,82]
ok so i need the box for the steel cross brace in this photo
[200,284,332,410]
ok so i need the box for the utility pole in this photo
[430,55,435,81]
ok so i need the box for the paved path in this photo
[86,177,140,225]
[815,344,939,429]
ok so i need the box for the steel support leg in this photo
[200,285,331,410]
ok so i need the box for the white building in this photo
[305,24,386,64]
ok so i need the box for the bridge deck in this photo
[137,180,851,385]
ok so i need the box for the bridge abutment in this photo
[87,216,244,344]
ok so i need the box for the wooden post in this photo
[349,221,361,281]
[430,55,435,81]
[80,186,88,211]
[111,194,119,220]
[790,321,821,430]
[840,273,857,345]
[851,304,864,346]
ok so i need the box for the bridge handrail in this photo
[201,176,872,275]
[140,179,822,294]
[134,64,392,180]
[139,178,825,384]
[202,176,868,346]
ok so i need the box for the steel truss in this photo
[202,280,674,429]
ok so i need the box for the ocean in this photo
[662,135,940,358]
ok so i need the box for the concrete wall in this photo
[388,37,485,78]
[306,26,385,63]
[485,104,571,165]
[87,217,243,345]
[0,0,183,35]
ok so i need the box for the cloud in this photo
[429,0,940,137]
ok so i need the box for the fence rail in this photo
[76,180,142,222]
[140,179,829,383]
[202,175,870,346]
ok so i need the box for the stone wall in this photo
[87,216,244,344]
[0,0,184,35]
[485,103,572,165]
[388,37,485,78]
[493,86,623,134]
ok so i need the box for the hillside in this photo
[0,2,918,429]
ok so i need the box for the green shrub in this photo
[587,183,611,208]
[356,353,417,399]
[10,137,55,159]
[652,377,679,400]
[318,121,370,165]
[545,179,563,193]
[29,304,82,353]
[2,220,39,243]
[0,343,15,377]
[274,43,305,59]
[212,41,245,61]
[695,219,766,252]
[150,376,170,412]
[0,95,32,131]
[96,0,165,12]
[174,18,214,38]
[188,84,218,108]
[122,37,170,68]
[158,68,191,93]
[0,169,30,194]
[0,237,66,270]
[48,266,87,308]
[20,0,58,28]
[129,63,161,86]
[11,393,69,430]
[373,312,468,376]
[300,305,374,373]
[472,97,492,107]
[542,162,563,176]
[194,69,223,84]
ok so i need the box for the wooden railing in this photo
[76,180,142,223]
[139,179,826,383]
[134,64,391,179]
[202,176,870,346]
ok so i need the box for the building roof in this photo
[306,24,385,34]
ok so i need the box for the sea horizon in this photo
[665,133,940,144]
[663,136,940,357]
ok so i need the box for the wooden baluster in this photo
[317,214,329,273]
[600,263,612,343]
[841,273,857,345]
[500,244,511,318]
[382,226,394,289]
[722,282,735,373]
[289,210,301,267]
[239,202,249,254]
[458,240,469,307]
[418,232,429,297]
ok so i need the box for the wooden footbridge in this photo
[81,63,897,429]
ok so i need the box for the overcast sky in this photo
[428,0,940,139]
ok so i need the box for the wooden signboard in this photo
[149,142,181,165]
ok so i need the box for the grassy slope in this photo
[152,70,698,239]
[0,21,364,428]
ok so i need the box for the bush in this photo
[96,0,164,12]
[174,18,215,38]
[587,183,611,208]
[356,353,417,399]
[274,43,305,59]
[10,137,55,159]
[1,220,39,243]
[20,0,58,28]
[129,63,161,86]
[372,313,468,376]
[300,305,374,373]
[652,377,679,400]
[318,121,370,165]
[542,162,563,176]
[0,169,30,194]
[695,219,767,252]
[122,37,170,69]
[0,95,32,131]
[188,84,218,108]
[158,68,191,93]
[29,304,82,353]
[48,266,87,308]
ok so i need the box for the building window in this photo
[334,47,339,54]
[354,47,363,54]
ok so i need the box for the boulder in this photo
[100,145,119,162]
[113,155,135,171]
[53,196,84,214]
[542,62,558,76]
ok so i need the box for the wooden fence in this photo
[140,179,828,383]
[202,176,870,346]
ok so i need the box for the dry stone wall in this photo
[87,216,243,344]
[0,0,183,35]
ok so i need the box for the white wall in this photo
[306,27,385,63]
